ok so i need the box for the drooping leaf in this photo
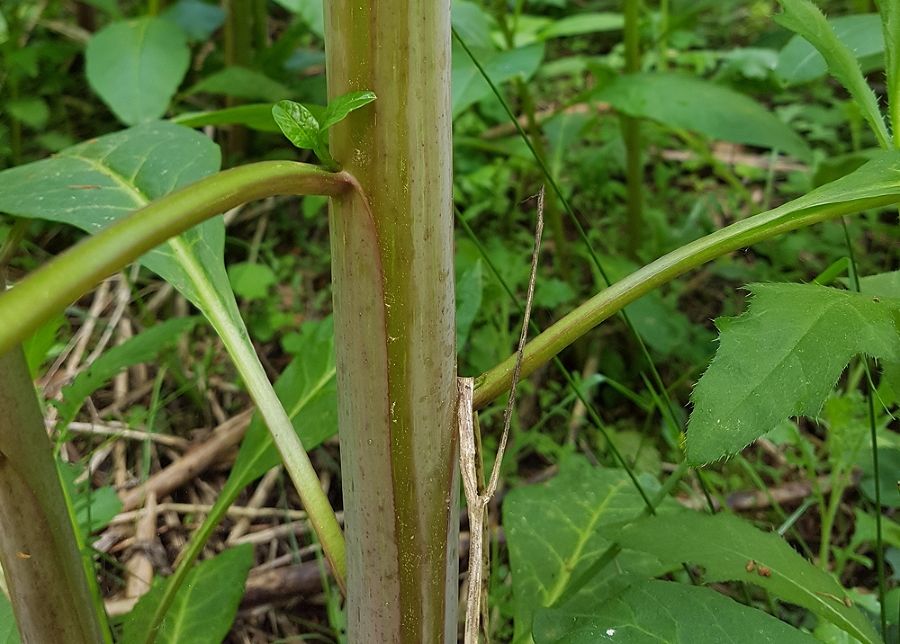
[120,544,254,644]
[56,317,199,424]
[592,73,811,161]
[186,67,291,102]
[774,0,890,148]
[533,579,818,643]
[171,104,279,132]
[85,17,190,125]
[503,456,675,643]
[687,283,900,464]
[618,511,881,644]
[776,14,884,85]
[319,90,377,130]
[452,42,545,118]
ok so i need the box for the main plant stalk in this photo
[324,1,458,640]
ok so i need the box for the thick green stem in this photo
[473,192,900,409]
[0,162,352,624]
[325,2,458,640]
[0,344,111,643]
[0,161,349,355]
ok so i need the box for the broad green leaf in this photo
[86,17,189,125]
[228,262,277,301]
[619,511,881,644]
[503,456,674,643]
[6,98,49,129]
[774,0,890,148]
[456,259,483,351]
[56,317,199,424]
[687,283,900,464]
[272,99,321,150]
[161,0,225,41]
[592,73,811,162]
[120,544,253,644]
[533,580,817,643]
[320,90,377,130]
[452,42,545,118]
[452,0,494,50]
[536,12,623,40]
[0,122,228,310]
[859,270,900,298]
[776,14,884,85]
[171,104,279,132]
[186,67,291,102]
[0,592,21,644]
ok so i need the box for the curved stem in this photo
[0,161,351,356]
[473,193,899,409]
[0,161,353,639]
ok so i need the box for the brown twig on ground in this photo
[118,409,253,511]
[125,492,158,598]
[678,474,844,512]
[227,466,283,544]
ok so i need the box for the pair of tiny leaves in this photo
[272,90,376,170]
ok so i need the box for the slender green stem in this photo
[0,161,350,356]
[0,162,353,630]
[454,27,696,478]
[840,217,887,637]
[456,211,654,511]
[473,192,900,410]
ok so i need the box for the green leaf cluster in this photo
[272,91,377,169]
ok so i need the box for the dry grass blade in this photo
[460,189,544,644]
